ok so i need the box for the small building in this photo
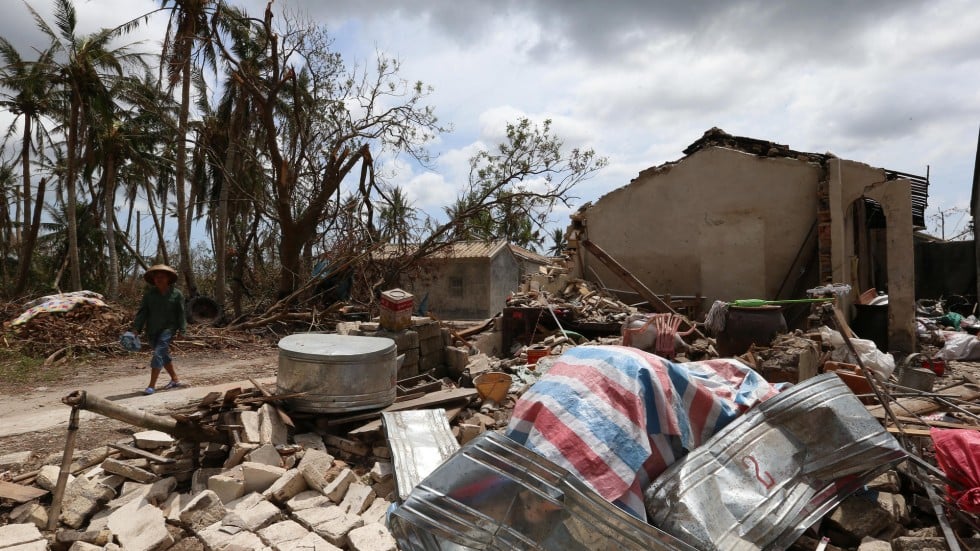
[567,128,928,352]
[379,240,552,320]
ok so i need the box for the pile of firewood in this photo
[4,303,129,359]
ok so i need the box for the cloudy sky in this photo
[5,0,980,240]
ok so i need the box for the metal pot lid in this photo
[278,333,396,361]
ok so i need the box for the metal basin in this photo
[277,333,397,413]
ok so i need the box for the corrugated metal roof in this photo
[508,244,553,265]
[374,240,510,260]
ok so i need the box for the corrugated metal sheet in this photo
[388,430,697,551]
[644,373,906,550]
[382,409,460,500]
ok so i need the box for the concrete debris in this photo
[7,297,980,551]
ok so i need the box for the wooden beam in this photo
[580,239,671,313]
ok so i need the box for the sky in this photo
[4,0,980,242]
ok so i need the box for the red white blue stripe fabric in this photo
[505,345,781,521]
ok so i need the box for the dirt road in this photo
[0,347,279,467]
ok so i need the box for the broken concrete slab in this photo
[191,467,223,494]
[208,473,246,505]
[298,449,335,493]
[9,501,48,529]
[107,477,176,509]
[359,498,390,526]
[263,468,308,504]
[35,464,67,492]
[246,443,281,467]
[257,519,309,548]
[286,490,331,512]
[101,457,159,484]
[312,512,364,548]
[259,403,288,446]
[0,450,33,468]
[340,483,376,516]
[348,523,397,551]
[223,492,283,531]
[60,476,116,529]
[292,505,345,531]
[278,531,341,551]
[178,489,227,533]
[224,442,259,469]
[293,433,326,452]
[369,462,392,484]
[105,498,174,551]
[0,523,45,548]
[240,410,262,444]
[322,468,356,503]
[132,430,174,450]
[826,495,896,546]
[243,461,286,495]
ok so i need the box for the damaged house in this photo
[377,240,552,320]
[567,127,928,352]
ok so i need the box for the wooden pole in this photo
[47,406,80,531]
[62,390,227,443]
[580,239,705,339]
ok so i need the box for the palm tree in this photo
[28,0,146,291]
[378,186,418,246]
[0,38,58,294]
[161,0,218,296]
[547,227,566,257]
[83,75,167,298]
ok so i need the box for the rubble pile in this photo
[506,278,637,326]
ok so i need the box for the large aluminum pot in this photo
[277,333,397,413]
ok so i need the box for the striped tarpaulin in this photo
[506,345,781,521]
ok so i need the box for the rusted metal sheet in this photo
[387,430,697,551]
[382,409,460,501]
[644,373,906,550]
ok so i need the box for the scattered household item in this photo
[822,361,873,402]
[930,428,980,514]
[473,371,512,403]
[119,331,141,353]
[851,303,889,351]
[716,305,787,357]
[276,333,397,413]
[819,326,896,378]
[185,295,220,324]
[644,373,906,550]
[897,365,937,392]
[525,344,550,366]
[12,291,107,326]
[621,313,695,358]
[380,288,414,331]
[938,331,980,361]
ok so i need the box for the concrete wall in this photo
[402,251,521,320]
[579,147,820,306]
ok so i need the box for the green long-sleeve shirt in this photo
[133,286,186,339]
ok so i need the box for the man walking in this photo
[134,264,187,395]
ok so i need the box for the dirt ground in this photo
[0,339,280,477]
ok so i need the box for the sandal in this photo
[162,380,185,390]
[144,387,155,395]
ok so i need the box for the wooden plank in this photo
[580,239,672,314]
[328,388,478,427]
[885,426,932,437]
[867,384,980,420]
[107,442,176,464]
[0,480,48,503]
[198,391,223,408]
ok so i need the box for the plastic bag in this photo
[820,326,895,378]
[120,331,141,352]
[939,331,980,361]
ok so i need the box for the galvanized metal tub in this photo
[277,333,397,413]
